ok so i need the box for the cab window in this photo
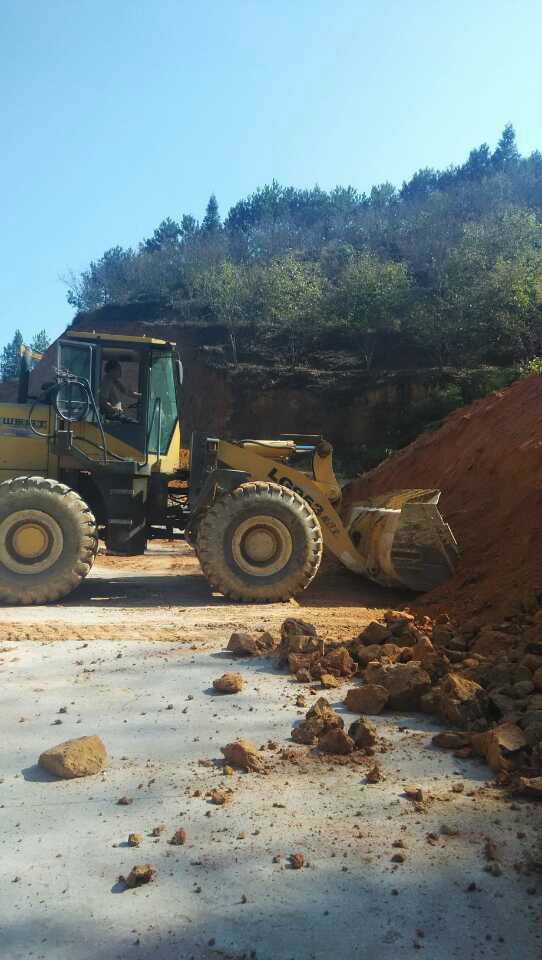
[148,353,178,454]
[99,349,143,423]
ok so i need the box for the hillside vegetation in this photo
[66,125,542,374]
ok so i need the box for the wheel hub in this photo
[0,510,64,574]
[231,515,293,577]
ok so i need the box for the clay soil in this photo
[343,373,542,627]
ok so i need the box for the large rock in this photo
[409,636,450,681]
[470,722,527,772]
[348,717,378,748]
[344,684,389,715]
[38,735,107,779]
[227,631,275,656]
[306,697,343,724]
[357,621,390,645]
[355,643,403,667]
[221,739,265,772]
[533,666,542,692]
[281,618,317,641]
[434,673,490,730]
[318,727,355,755]
[292,716,327,744]
[288,651,321,675]
[312,646,356,679]
[471,627,515,658]
[213,672,244,694]
[364,661,432,710]
[285,635,322,656]
[292,697,344,745]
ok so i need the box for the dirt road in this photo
[1,545,540,960]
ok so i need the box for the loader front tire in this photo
[196,481,323,601]
[0,477,98,605]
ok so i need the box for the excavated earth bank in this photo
[343,374,542,626]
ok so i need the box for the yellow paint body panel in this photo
[0,404,53,481]
[217,439,365,573]
[67,331,176,347]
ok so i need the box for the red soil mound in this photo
[343,374,542,625]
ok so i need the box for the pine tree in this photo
[0,329,23,380]
[492,123,520,171]
[201,194,221,234]
[30,329,50,354]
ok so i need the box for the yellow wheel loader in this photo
[0,331,458,605]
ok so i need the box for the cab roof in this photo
[66,330,176,348]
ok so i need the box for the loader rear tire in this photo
[196,481,323,602]
[0,476,98,605]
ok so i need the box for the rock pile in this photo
[226,605,542,782]
[291,696,379,757]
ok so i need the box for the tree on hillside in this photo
[66,246,136,311]
[1,329,23,381]
[260,256,325,365]
[30,330,51,354]
[492,123,520,172]
[332,255,411,368]
[180,214,198,239]
[201,194,221,235]
[142,217,181,253]
[199,260,249,364]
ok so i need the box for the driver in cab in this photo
[100,360,141,419]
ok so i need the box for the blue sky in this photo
[1,0,540,352]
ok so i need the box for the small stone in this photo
[128,833,143,847]
[223,765,234,777]
[117,796,133,806]
[484,838,498,861]
[151,825,165,837]
[210,789,229,805]
[320,673,340,689]
[391,853,405,863]
[404,786,425,802]
[366,764,384,783]
[169,828,187,846]
[120,865,155,888]
[289,852,305,869]
[451,783,464,793]
[296,694,306,708]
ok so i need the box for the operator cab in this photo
[56,332,182,466]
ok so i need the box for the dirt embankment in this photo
[343,374,542,626]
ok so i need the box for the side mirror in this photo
[176,359,183,386]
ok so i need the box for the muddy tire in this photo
[196,481,323,601]
[0,476,98,605]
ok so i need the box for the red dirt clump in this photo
[343,374,542,626]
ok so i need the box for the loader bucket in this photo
[343,489,458,592]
